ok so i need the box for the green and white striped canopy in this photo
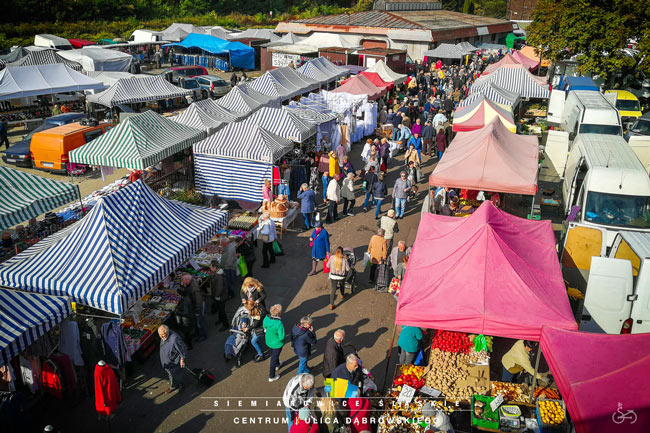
[69,111,206,170]
[0,166,80,231]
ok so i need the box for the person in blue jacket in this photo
[408,133,423,161]
[307,222,330,276]
[372,174,388,219]
[291,316,317,374]
[297,183,316,231]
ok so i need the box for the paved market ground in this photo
[4,98,562,433]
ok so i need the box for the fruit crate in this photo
[536,399,568,433]
[471,394,499,430]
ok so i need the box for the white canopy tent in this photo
[0,64,105,100]
[58,47,132,72]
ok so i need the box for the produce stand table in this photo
[271,205,299,238]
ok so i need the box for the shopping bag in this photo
[380,160,387,172]
[238,256,248,278]
[323,253,331,273]
[272,240,284,256]
[362,252,371,269]
[414,348,426,366]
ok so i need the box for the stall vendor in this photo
[501,340,549,383]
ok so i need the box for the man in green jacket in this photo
[263,304,285,382]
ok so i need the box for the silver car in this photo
[196,75,231,99]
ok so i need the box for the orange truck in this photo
[30,121,112,173]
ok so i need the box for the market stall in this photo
[58,47,133,72]
[170,102,227,134]
[216,83,280,114]
[69,110,206,170]
[432,117,539,195]
[365,59,407,85]
[248,67,307,101]
[0,64,105,100]
[246,106,317,143]
[86,75,191,108]
[452,95,517,133]
[481,53,530,76]
[472,64,550,100]
[540,327,650,433]
[423,43,466,61]
[0,288,72,366]
[165,33,255,70]
[336,74,387,100]
[0,165,81,231]
[0,180,229,315]
[458,82,521,112]
[8,49,83,72]
[519,46,550,68]
[193,119,294,202]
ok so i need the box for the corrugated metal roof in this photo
[293,10,425,30]
[394,10,507,30]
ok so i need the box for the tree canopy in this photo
[527,0,650,82]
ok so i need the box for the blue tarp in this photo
[561,76,599,92]
[165,33,255,70]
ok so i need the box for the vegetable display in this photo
[469,349,489,365]
[534,387,560,400]
[490,381,530,403]
[538,400,565,425]
[392,365,426,390]
[431,330,473,354]
[424,348,488,402]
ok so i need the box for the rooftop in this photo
[289,10,508,31]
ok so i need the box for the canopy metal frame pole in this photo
[529,343,542,402]
[381,323,398,392]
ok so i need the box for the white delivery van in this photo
[129,30,164,43]
[34,34,72,50]
[549,90,622,138]
[561,134,650,246]
[561,227,650,334]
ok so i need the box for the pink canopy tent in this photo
[357,71,393,90]
[512,51,539,71]
[481,53,524,75]
[395,202,577,340]
[333,74,384,100]
[540,327,650,433]
[431,117,539,195]
[452,95,516,133]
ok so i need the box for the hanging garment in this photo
[59,321,84,366]
[272,166,281,186]
[49,353,76,396]
[94,364,121,416]
[18,356,39,394]
[79,319,103,368]
[41,360,63,399]
[25,329,56,358]
[100,322,130,368]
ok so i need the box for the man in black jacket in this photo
[323,329,346,378]
[332,354,363,389]
[209,261,229,331]
[363,166,378,212]
[443,97,454,119]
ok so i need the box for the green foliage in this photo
[473,0,506,18]
[355,0,374,11]
[528,0,650,81]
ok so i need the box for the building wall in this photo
[260,47,272,72]
[362,39,388,49]
[507,0,539,20]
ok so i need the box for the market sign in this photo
[397,385,416,405]
[490,394,504,412]
[419,386,442,398]
[272,53,301,68]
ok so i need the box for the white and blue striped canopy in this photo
[312,57,348,79]
[193,120,293,163]
[0,289,71,366]
[462,82,521,109]
[246,106,316,142]
[248,68,302,100]
[0,181,228,315]
[285,106,337,124]
[87,76,192,108]
[473,66,550,99]
[171,102,226,135]
[195,155,272,202]
[217,83,280,114]
[274,67,320,94]
[297,59,344,86]
[194,98,247,122]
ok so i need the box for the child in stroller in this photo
[343,248,357,293]
[224,302,266,367]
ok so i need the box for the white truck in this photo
[34,34,72,50]
[562,228,650,334]
[547,90,621,138]
[129,29,164,43]
[560,133,650,246]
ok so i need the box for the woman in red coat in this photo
[348,398,372,433]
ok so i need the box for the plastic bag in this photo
[238,256,248,278]
[272,240,284,256]
[473,334,488,352]
[362,252,371,269]
[414,348,426,366]
[323,253,331,273]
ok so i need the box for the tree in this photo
[527,0,650,83]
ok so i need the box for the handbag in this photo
[323,253,331,273]
[258,233,269,243]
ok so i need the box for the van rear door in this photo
[547,90,566,124]
[628,136,650,173]
[613,236,650,333]
[562,148,584,214]
[540,130,569,183]
[582,257,634,333]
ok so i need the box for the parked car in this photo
[178,78,203,101]
[2,112,86,167]
[162,66,208,82]
[195,75,231,98]
[626,112,650,140]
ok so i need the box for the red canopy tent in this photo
[357,71,393,90]
[452,95,516,133]
[68,38,96,48]
[333,74,385,100]
[430,117,539,195]
[540,327,650,433]
[481,53,524,75]
[395,202,578,340]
